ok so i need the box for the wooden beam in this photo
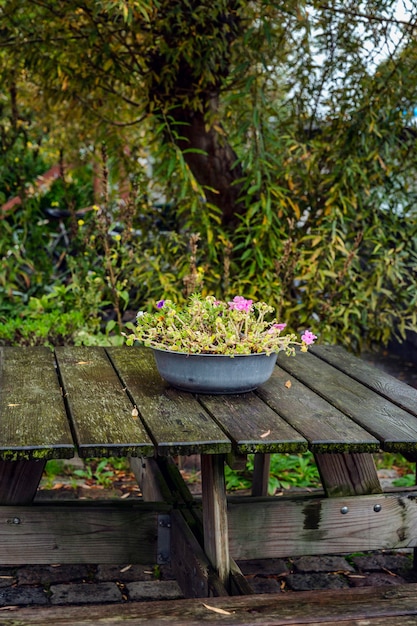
[251,453,270,496]
[170,509,229,598]
[0,459,46,504]
[0,501,170,564]
[315,452,382,497]
[154,455,253,597]
[201,454,230,590]
[130,456,174,502]
[228,491,417,559]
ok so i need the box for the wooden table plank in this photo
[256,365,380,453]
[312,344,417,416]
[277,351,417,453]
[198,392,308,454]
[0,347,74,460]
[107,347,231,456]
[55,346,154,458]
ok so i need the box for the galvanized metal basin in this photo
[152,348,278,394]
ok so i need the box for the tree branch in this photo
[318,2,417,29]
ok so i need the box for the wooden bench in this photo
[2,583,417,624]
[1,344,417,620]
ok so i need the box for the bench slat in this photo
[277,350,417,453]
[198,391,308,454]
[107,347,231,456]
[56,346,153,457]
[257,365,380,453]
[1,583,417,624]
[0,347,74,460]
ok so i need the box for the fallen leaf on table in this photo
[132,407,139,418]
[285,380,292,388]
[260,430,271,438]
[202,604,233,615]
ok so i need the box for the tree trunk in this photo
[172,109,246,228]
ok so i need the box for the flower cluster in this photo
[125,294,317,356]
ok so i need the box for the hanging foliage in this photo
[1,1,417,350]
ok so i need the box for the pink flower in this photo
[301,330,317,345]
[268,323,287,334]
[274,323,287,331]
[228,296,253,312]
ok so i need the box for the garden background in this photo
[1,0,417,490]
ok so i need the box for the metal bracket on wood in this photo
[157,514,171,564]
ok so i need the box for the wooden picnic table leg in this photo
[314,452,382,497]
[252,453,271,496]
[201,453,230,591]
[0,460,46,504]
[402,452,417,569]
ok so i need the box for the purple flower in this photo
[228,296,253,312]
[301,330,317,345]
[157,300,165,309]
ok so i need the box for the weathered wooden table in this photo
[1,345,417,597]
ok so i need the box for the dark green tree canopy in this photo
[1,0,417,350]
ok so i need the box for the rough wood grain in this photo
[199,392,308,454]
[228,492,417,559]
[315,452,382,497]
[56,346,154,457]
[130,456,174,502]
[257,365,380,453]
[152,455,253,597]
[170,509,229,598]
[4,343,417,609]
[0,347,74,460]
[251,453,271,496]
[277,351,417,453]
[312,344,417,417]
[0,459,46,504]
[201,454,230,590]
[2,583,417,624]
[107,347,231,456]
[0,501,169,564]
